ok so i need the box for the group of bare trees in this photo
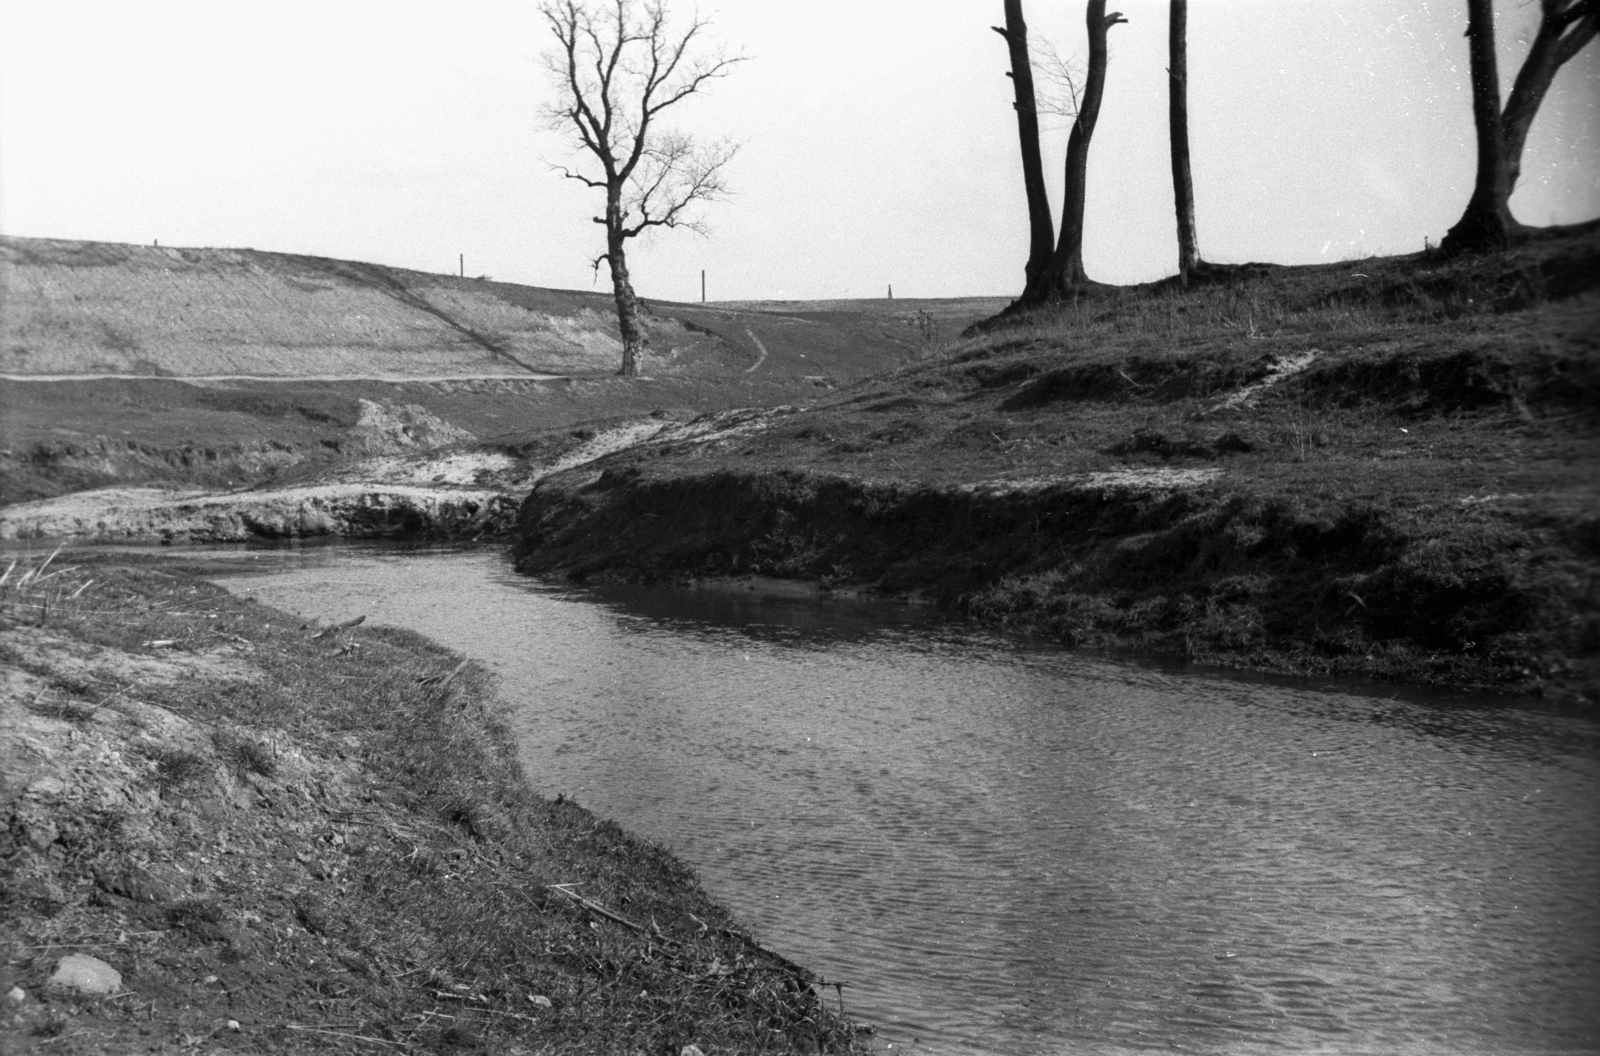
[994,0,1130,305]
[539,0,1597,374]
[997,0,1596,307]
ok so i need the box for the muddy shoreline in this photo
[511,464,1596,706]
[0,553,861,1054]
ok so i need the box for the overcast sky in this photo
[2,1,1596,302]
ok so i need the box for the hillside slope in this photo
[0,236,1005,504]
[0,236,1001,381]
[512,231,1600,702]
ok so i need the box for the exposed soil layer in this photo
[513,232,1600,704]
[0,375,823,507]
[0,409,797,544]
[1,554,860,1054]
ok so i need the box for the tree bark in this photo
[1167,0,1201,282]
[994,1,1056,293]
[1502,0,1599,194]
[606,196,646,377]
[1442,0,1519,254]
[1034,1,1125,298]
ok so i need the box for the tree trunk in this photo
[605,200,645,377]
[1502,0,1599,194]
[1442,0,1517,254]
[994,1,1055,294]
[1035,1,1125,297]
[1167,0,1201,281]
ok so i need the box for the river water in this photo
[195,541,1599,1056]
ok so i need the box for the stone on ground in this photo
[48,954,122,995]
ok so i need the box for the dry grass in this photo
[512,231,1600,703]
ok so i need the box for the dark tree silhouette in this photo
[1167,0,1202,282]
[1042,1,1127,293]
[993,1,1055,293]
[1442,0,1598,255]
[541,0,743,375]
[996,1,1126,305]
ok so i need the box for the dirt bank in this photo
[512,466,1593,700]
[512,234,1600,704]
[1,552,860,1054]
[0,408,807,545]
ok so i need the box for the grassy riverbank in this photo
[514,231,1600,704]
[0,550,860,1054]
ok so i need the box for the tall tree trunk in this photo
[1167,0,1200,282]
[1037,1,1126,296]
[1442,0,1517,254]
[1502,0,1599,194]
[994,1,1055,294]
[605,198,645,377]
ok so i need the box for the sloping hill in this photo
[0,235,1008,503]
[1,236,678,378]
[0,235,1004,381]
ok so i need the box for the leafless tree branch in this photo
[1033,38,1084,121]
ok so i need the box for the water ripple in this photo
[208,545,1600,1056]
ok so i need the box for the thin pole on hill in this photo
[702,269,706,302]
[459,254,464,278]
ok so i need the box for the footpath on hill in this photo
[0,551,861,1055]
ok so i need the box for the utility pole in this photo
[459,254,464,278]
[701,269,706,303]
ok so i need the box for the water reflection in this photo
[176,541,1600,1055]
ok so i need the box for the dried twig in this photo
[285,1024,398,1047]
[547,884,648,936]
[416,659,471,690]
[310,615,366,639]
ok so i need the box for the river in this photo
[193,540,1599,1056]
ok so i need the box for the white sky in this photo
[1,1,1596,302]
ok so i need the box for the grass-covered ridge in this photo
[513,230,1600,703]
[0,550,861,1054]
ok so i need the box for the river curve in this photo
[198,541,1600,1056]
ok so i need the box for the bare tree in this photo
[1442,0,1598,255]
[993,1,1055,293]
[1167,0,1202,282]
[995,1,1126,306]
[1043,1,1127,293]
[541,0,744,375]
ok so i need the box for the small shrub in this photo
[143,745,212,790]
[212,730,277,778]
